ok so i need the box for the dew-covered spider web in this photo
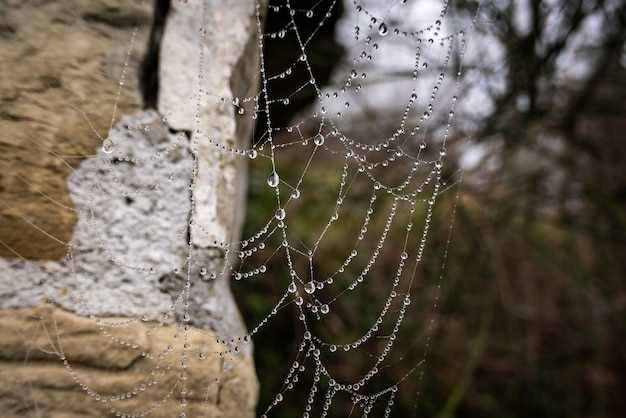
[5,0,484,417]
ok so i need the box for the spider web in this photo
[4,0,483,417]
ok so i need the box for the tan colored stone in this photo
[0,305,258,418]
[0,0,151,260]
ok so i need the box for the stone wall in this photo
[0,306,257,418]
[0,0,152,260]
[0,1,260,417]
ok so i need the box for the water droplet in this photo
[102,138,114,154]
[288,282,297,293]
[378,23,389,36]
[248,149,258,159]
[267,171,280,187]
[306,10,313,18]
[314,134,325,146]
[304,281,316,294]
[291,189,301,199]
[275,208,286,221]
[320,304,329,314]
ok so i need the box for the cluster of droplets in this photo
[57,0,480,417]
[229,0,473,416]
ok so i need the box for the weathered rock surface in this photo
[159,0,259,248]
[0,110,251,341]
[0,305,257,418]
[0,0,152,260]
[1,112,191,319]
[156,0,261,350]
[0,0,262,416]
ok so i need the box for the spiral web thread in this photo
[8,0,483,417]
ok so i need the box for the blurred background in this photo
[236,1,626,417]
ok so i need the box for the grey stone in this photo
[0,0,263,351]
